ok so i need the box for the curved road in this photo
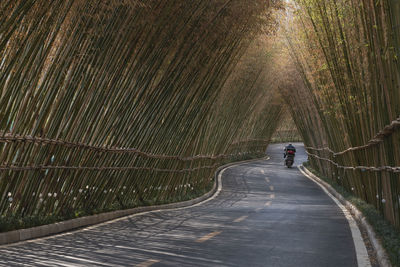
[0,143,360,266]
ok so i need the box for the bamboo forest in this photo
[0,0,400,266]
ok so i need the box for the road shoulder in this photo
[299,165,390,267]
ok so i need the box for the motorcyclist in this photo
[284,144,296,158]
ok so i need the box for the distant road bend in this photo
[0,143,369,267]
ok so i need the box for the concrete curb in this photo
[0,156,269,247]
[299,165,391,267]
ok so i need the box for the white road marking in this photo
[298,167,371,267]
[196,231,222,243]
[233,215,248,223]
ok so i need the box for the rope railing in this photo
[0,132,268,172]
[0,151,264,172]
[0,132,264,162]
[306,151,400,173]
[0,163,221,172]
[305,116,400,156]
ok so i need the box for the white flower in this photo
[382,199,386,204]
[79,189,83,193]
[48,193,52,197]
[53,193,57,197]
[7,192,11,197]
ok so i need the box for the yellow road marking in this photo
[270,193,275,199]
[233,215,248,223]
[269,185,274,191]
[136,259,160,267]
[265,201,272,206]
[196,231,222,243]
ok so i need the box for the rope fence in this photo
[305,116,400,173]
[0,132,261,161]
[0,132,266,172]
[0,152,260,172]
[306,151,400,173]
[305,116,400,156]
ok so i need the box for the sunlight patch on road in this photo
[136,259,160,267]
[58,255,109,266]
[196,231,222,243]
[116,245,223,263]
[233,215,248,223]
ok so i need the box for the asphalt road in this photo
[0,143,358,266]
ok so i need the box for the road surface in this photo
[0,143,359,266]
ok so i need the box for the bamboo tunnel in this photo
[0,1,284,230]
[281,0,400,229]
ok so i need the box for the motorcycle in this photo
[285,150,295,168]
